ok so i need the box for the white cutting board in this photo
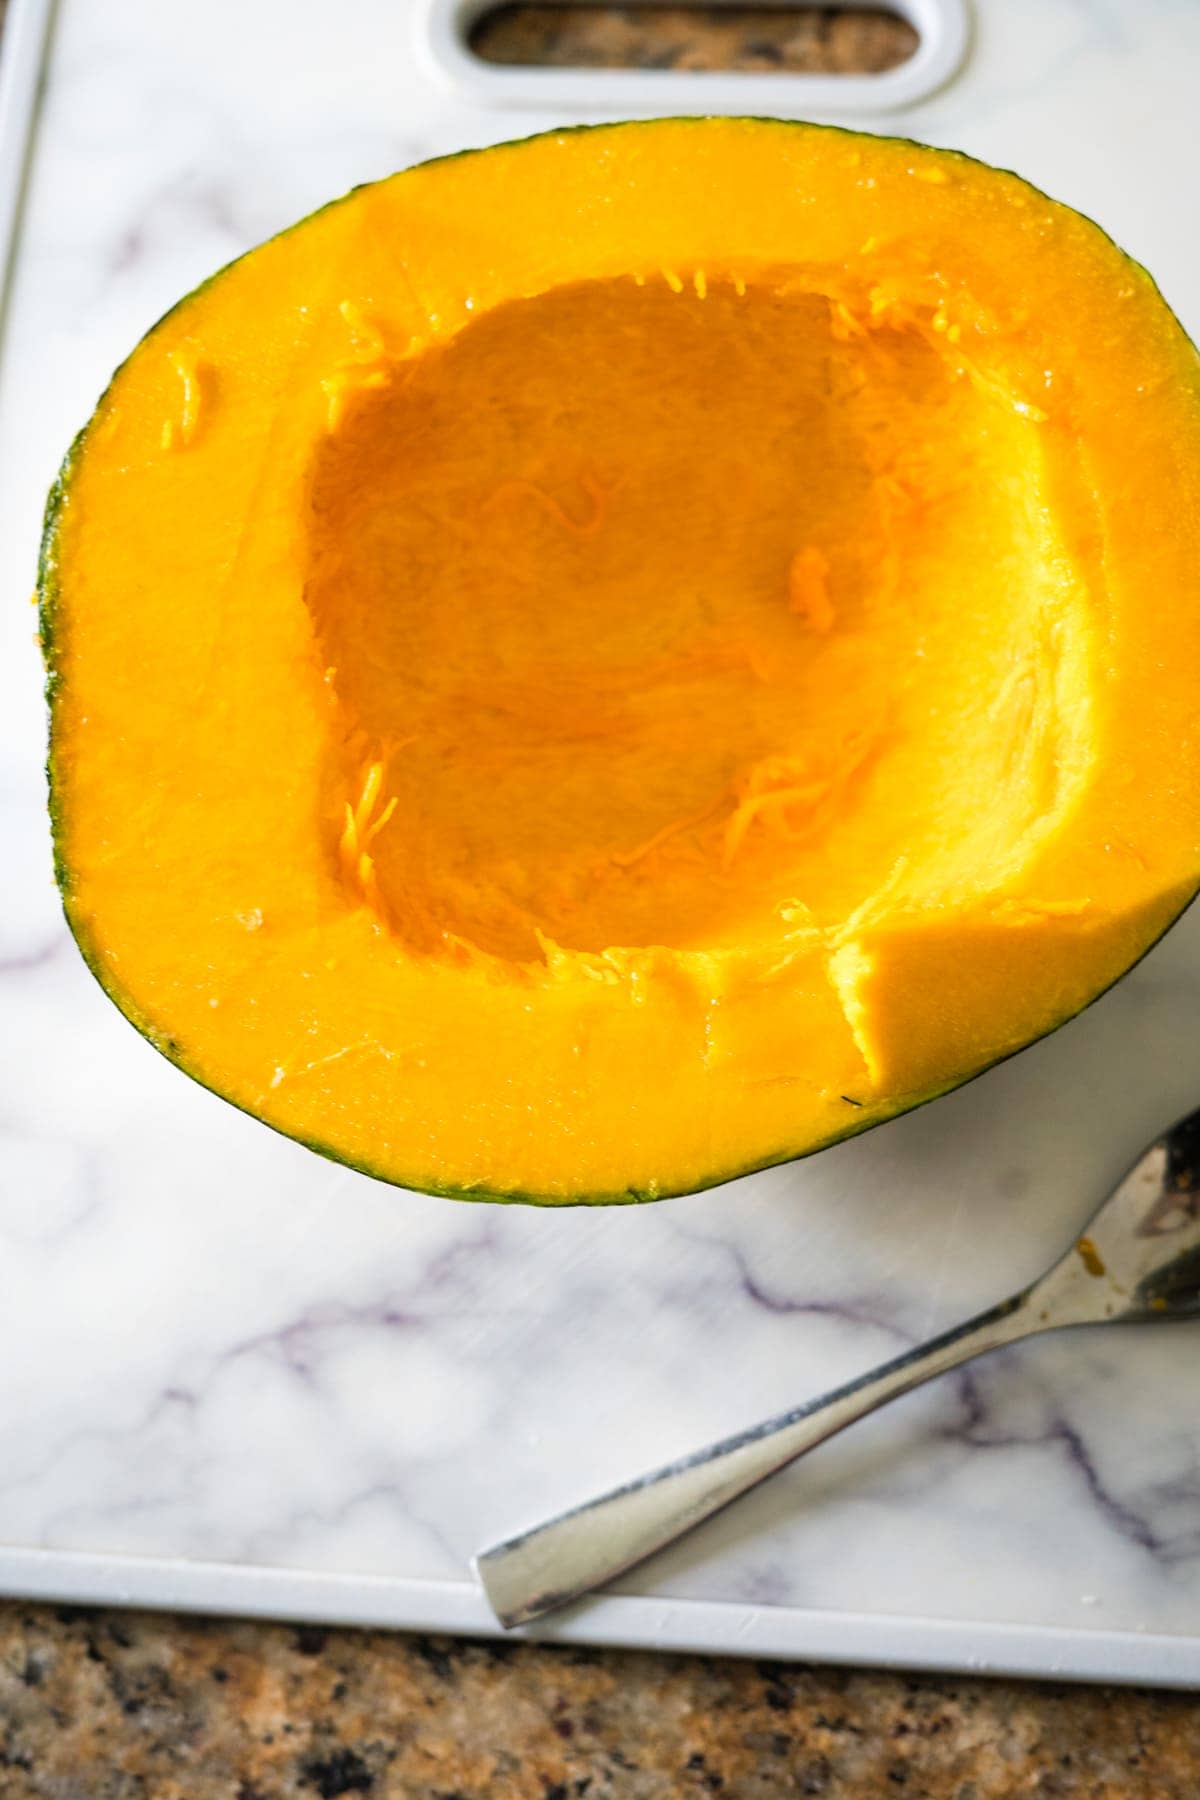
[4,0,1200,1686]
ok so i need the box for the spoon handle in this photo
[476,1290,1037,1628]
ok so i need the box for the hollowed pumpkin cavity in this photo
[306,274,1091,964]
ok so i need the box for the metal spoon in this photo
[476,1102,1200,1629]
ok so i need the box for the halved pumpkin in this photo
[41,119,1200,1202]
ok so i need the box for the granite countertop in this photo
[3,3,1199,1792]
[2,1603,1200,1797]
[469,0,915,76]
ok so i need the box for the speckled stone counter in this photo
[470,2,915,76]
[1,1605,1199,1798]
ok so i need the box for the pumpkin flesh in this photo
[43,120,1200,1199]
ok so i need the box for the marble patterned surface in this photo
[4,0,1200,1671]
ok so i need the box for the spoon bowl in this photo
[1031,1106,1200,1326]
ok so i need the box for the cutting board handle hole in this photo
[423,0,967,109]
[468,3,919,75]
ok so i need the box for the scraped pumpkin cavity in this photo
[306,273,1092,963]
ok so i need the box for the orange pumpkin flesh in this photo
[42,119,1200,1200]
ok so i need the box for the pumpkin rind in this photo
[41,118,1200,1202]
